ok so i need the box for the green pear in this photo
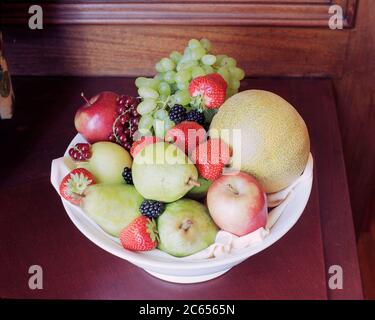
[78,142,132,184]
[157,199,218,257]
[81,183,143,237]
[186,177,212,200]
[132,142,198,202]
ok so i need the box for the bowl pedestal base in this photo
[144,268,231,284]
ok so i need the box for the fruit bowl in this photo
[51,133,313,284]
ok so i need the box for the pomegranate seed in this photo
[83,151,92,159]
[115,126,123,135]
[117,105,125,114]
[132,110,138,117]
[119,134,127,142]
[108,134,116,142]
[80,144,90,152]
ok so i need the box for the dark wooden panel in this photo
[1,0,357,27]
[333,0,375,234]
[2,25,349,77]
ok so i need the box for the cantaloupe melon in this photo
[209,90,310,193]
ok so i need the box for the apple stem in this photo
[81,92,91,106]
[187,178,200,187]
[227,183,239,195]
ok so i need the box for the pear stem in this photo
[81,92,91,106]
[187,178,200,187]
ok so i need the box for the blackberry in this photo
[169,104,187,124]
[140,200,165,219]
[186,110,205,125]
[122,167,133,184]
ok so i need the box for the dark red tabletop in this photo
[0,77,363,299]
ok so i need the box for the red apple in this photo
[207,172,267,236]
[74,91,118,143]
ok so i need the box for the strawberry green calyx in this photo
[190,94,205,112]
[146,219,160,244]
[66,172,93,195]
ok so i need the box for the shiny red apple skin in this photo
[207,172,267,236]
[74,91,118,143]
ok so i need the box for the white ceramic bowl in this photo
[52,134,313,284]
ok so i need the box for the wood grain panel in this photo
[2,25,349,77]
[1,0,356,27]
[333,0,375,233]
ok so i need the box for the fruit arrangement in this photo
[58,39,310,258]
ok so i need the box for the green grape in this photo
[158,95,169,104]
[169,83,179,95]
[190,47,206,60]
[176,60,198,72]
[201,54,216,66]
[175,69,191,83]
[160,57,175,72]
[230,79,241,91]
[217,67,231,84]
[174,89,191,105]
[138,114,154,131]
[221,57,237,68]
[158,82,171,96]
[138,87,159,100]
[229,67,245,80]
[137,99,157,115]
[163,70,176,84]
[155,62,165,73]
[135,77,160,90]
[183,47,192,60]
[169,51,182,63]
[177,81,189,90]
[200,38,212,52]
[164,118,175,132]
[188,39,202,49]
[191,66,205,78]
[177,56,188,66]
[153,119,166,138]
[154,109,169,121]
[154,73,164,81]
[226,86,238,98]
[215,55,228,67]
[168,94,177,107]
[203,65,214,74]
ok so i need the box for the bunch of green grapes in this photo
[135,38,245,138]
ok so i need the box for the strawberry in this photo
[207,73,228,89]
[130,136,161,158]
[191,138,231,181]
[59,168,96,205]
[188,73,227,109]
[120,216,159,251]
[165,121,206,154]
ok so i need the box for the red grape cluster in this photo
[108,95,140,151]
[68,143,92,161]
